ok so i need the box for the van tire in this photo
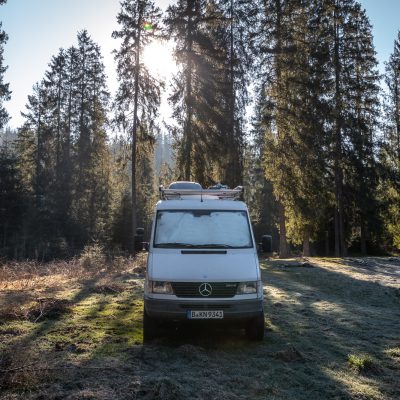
[143,308,158,344]
[245,312,264,341]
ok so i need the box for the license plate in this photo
[188,310,224,319]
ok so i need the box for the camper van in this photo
[143,184,264,342]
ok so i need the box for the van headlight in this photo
[237,281,258,294]
[149,281,173,294]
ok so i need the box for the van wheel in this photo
[245,312,264,341]
[143,308,158,344]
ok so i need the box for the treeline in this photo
[247,0,400,256]
[0,0,399,259]
[1,31,133,258]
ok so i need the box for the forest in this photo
[0,0,400,260]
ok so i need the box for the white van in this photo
[143,185,264,342]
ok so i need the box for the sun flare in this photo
[142,40,177,78]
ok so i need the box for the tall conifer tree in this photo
[0,0,11,129]
[381,31,400,250]
[113,0,162,253]
[257,0,380,256]
[16,32,112,257]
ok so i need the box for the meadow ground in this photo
[0,254,399,400]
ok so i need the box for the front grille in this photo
[180,304,232,310]
[172,282,238,298]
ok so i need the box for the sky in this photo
[1,0,400,129]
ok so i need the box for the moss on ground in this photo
[0,256,399,399]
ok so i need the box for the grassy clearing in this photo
[0,256,399,399]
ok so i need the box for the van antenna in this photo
[201,188,203,202]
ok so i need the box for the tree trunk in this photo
[333,2,346,257]
[130,4,142,255]
[35,85,42,209]
[274,0,288,260]
[56,77,62,180]
[394,73,400,163]
[325,230,330,256]
[225,0,236,188]
[334,208,340,256]
[278,202,289,258]
[338,170,347,256]
[360,220,367,255]
[183,0,194,181]
[302,228,310,257]
[64,62,73,234]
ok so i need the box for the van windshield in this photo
[154,210,253,249]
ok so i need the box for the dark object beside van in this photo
[261,235,272,253]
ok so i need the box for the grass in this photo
[0,255,399,399]
[348,354,378,373]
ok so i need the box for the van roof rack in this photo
[159,186,244,201]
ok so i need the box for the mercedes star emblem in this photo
[199,282,212,297]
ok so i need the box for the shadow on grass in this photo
[0,276,104,392]
[261,259,400,399]
[60,258,399,400]
[1,259,399,400]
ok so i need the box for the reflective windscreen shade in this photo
[154,210,253,248]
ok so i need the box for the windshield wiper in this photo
[156,242,196,248]
[194,244,234,248]
[156,243,235,249]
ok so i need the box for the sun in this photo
[142,40,177,79]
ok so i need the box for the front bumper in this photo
[144,296,263,321]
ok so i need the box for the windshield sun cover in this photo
[154,210,253,249]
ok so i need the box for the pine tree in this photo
[257,0,304,258]
[17,81,57,257]
[166,0,250,187]
[165,0,199,181]
[245,90,278,247]
[15,32,112,257]
[70,30,112,245]
[216,0,257,187]
[383,31,400,180]
[256,0,380,256]
[0,0,11,130]
[323,0,380,255]
[345,6,380,254]
[113,0,162,253]
[381,31,400,250]
[0,137,26,258]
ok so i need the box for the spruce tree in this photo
[0,137,25,258]
[113,0,162,253]
[214,0,257,187]
[345,6,380,254]
[71,30,112,245]
[0,0,11,130]
[245,89,278,246]
[166,0,203,182]
[325,0,381,255]
[257,0,303,258]
[383,31,400,180]
[166,0,250,187]
[16,32,112,257]
[381,31,400,250]
[256,0,380,256]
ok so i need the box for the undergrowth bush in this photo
[79,243,106,270]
